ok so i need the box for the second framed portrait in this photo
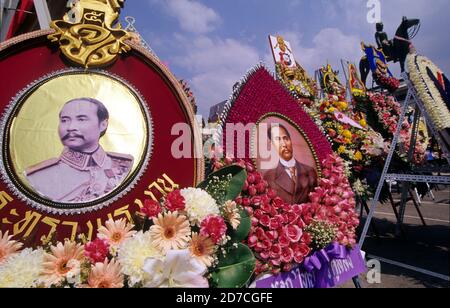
[219,65,333,205]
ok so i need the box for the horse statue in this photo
[360,16,421,86]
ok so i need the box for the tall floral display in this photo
[407,53,450,151]
[215,65,365,288]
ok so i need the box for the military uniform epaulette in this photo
[106,152,134,162]
[25,158,60,176]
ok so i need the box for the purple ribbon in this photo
[303,242,347,272]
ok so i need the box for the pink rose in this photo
[259,215,271,227]
[247,235,258,248]
[285,225,302,243]
[279,234,290,247]
[269,218,280,230]
[248,185,257,196]
[247,174,256,184]
[256,182,267,194]
[265,230,278,241]
[267,188,277,200]
[281,247,294,263]
[251,196,262,206]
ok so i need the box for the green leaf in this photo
[197,165,247,205]
[229,209,251,242]
[211,243,256,288]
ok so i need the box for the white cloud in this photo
[275,29,362,79]
[151,0,221,34]
[172,35,261,116]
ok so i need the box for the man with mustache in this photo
[263,124,317,204]
[25,98,133,203]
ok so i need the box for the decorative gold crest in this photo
[48,0,131,68]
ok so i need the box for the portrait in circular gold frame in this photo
[1,69,152,212]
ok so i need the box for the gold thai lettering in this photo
[134,198,144,209]
[41,217,61,239]
[114,205,132,222]
[144,174,179,200]
[13,211,42,237]
[61,221,78,241]
[0,191,13,211]
[158,174,180,193]
[86,221,94,241]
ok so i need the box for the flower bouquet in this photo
[210,154,359,280]
[0,166,256,288]
[373,72,400,93]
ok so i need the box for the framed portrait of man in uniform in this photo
[2,71,151,208]
[25,97,135,203]
[253,115,320,205]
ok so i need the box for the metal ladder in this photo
[359,72,450,248]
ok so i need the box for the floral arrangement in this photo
[317,93,383,172]
[210,153,359,277]
[275,63,317,102]
[179,79,198,113]
[364,91,427,164]
[373,71,400,93]
[0,166,256,288]
[407,53,450,131]
[301,155,360,247]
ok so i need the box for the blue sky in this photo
[121,0,450,117]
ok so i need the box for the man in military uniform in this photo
[25,97,134,203]
[263,124,317,204]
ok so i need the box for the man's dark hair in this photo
[63,97,110,137]
[267,123,291,141]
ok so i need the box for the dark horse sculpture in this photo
[360,17,421,86]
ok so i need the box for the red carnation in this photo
[165,190,186,212]
[200,215,227,244]
[142,199,162,218]
[84,238,110,263]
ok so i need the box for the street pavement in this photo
[344,185,449,288]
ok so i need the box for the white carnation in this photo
[180,188,219,226]
[0,248,45,288]
[117,231,163,287]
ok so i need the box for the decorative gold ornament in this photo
[48,0,131,68]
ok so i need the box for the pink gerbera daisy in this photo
[0,231,23,264]
[86,259,124,288]
[41,240,84,286]
[97,218,136,247]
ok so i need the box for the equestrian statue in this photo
[360,16,421,86]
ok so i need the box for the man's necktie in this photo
[288,167,297,193]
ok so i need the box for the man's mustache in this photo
[62,133,85,141]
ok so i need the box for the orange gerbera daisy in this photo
[149,212,191,253]
[0,231,23,264]
[41,240,84,286]
[97,218,136,247]
[189,233,215,267]
[86,259,124,288]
